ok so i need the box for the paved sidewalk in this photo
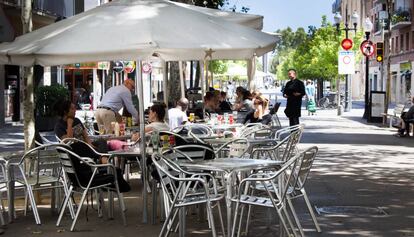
[1,106,414,236]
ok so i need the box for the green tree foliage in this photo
[271,15,364,82]
[209,60,228,75]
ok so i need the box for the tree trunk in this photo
[22,0,35,151]
[168,62,181,106]
[195,61,200,88]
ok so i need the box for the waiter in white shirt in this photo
[95,79,138,134]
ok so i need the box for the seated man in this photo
[397,97,414,137]
[168,98,189,129]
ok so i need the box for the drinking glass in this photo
[98,124,105,135]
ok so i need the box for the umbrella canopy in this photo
[0,0,276,66]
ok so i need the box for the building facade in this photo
[0,0,109,126]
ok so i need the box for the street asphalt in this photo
[0,97,413,236]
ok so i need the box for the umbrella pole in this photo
[136,60,148,224]
[163,62,168,106]
[200,60,205,117]
[179,61,185,99]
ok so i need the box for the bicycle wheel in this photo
[318,97,329,109]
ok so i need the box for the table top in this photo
[108,147,141,156]
[178,158,283,173]
[202,137,276,145]
[89,134,131,141]
[0,150,25,162]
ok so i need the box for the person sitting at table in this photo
[54,100,107,153]
[219,91,232,112]
[204,91,221,114]
[168,98,189,129]
[146,102,170,133]
[54,100,130,192]
[233,89,253,112]
[244,95,272,125]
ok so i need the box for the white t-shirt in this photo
[168,108,188,129]
[147,121,170,132]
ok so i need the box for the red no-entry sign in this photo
[341,38,353,51]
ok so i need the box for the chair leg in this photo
[116,191,127,226]
[276,206,293,237]
[56,186,73,227]
[151,179,157,224]
[231,201,241,237]
[70,188,89,231]
[26,186,41,225]
[0,195,5,226]
[287,197,304,237]
[282,205,300,237]
[215,202,226,236]
[24,189,29,216]
[206,200,217,237]
[302,189,321,232]
[159,207,178,237]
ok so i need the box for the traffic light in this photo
[376,42,384,62]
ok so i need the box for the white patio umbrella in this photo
[0,0,277,226]
[0,0,276,66]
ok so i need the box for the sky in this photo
[224,0,333,32]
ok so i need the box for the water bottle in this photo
[151,132,160,153]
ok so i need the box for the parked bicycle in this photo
[317,92,345,109]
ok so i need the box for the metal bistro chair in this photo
[231,153,301,237]
[9,144,68,225]
[214,138,250,159]
[152,153,225,237]
[55,146,127,231]
[250,125,304,161]
[187,124,214,144]
[285,146,321,236]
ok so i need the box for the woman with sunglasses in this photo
[243,95,272,125]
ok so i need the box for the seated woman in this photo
[107,103,169,150]
[146,102,170,133]
[233,89,253,112]
[219,91,232,112]
[54,100,101,152]
[54,100,130,192]
[244,95,272,125]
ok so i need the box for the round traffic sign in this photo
[341,38,353,50]
[360,40,375,57]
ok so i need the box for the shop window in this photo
[412,31,414,50]
[396,36,399,53]
[406,32,410,51]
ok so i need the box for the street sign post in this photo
[360,40,375,57]
[341,38,353,50]
[338,50,355,75]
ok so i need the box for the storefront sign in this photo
[123,61,135,74]
[142,62,152,74]
[98,61,110,70]
[64,62,98,69]
[113,61,125,73]
[400,61,412,71]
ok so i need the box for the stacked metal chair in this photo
[152,153,225,237]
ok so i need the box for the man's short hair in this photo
[177,98,189,107]
[288,68,296,73]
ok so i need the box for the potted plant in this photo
[35,84,69,131]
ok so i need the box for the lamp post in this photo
[334,8,359,112]
[363,17,374,119]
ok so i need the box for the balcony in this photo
[0,0,73,17]
[331,0,341,14]
[391,8,412,30]
[374,18,390,35]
